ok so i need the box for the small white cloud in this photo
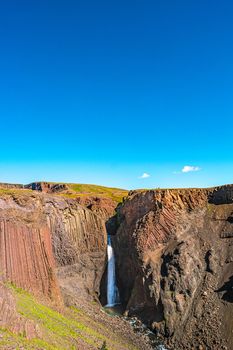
[182,165,201,173]
[139,172,150,179]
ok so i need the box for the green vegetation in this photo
[2,284,136,350]
[0,188,33,196]
[59,183,128,202]
[0,328,60,350]
[0,182,128,203]
[100,340,108,350]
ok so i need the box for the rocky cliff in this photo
[0,190,107,304]
[0,187,153,350]
[113,186,233,350]
[25,182,127,221]
[47,195,107,302]
[0,193,61,302]
[1,182,233,349]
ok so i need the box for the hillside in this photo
[25,182,128,203]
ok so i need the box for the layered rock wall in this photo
[114,186,233,350]
[0,192,107,305]
[0,220,59,300]
[44,197,107,302]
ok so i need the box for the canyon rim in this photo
[0,182,232,349]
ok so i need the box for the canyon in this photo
[0,182,232,349]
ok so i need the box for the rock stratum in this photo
[0,182,232,349]
[0,190,107,303]
[113,185,233,350]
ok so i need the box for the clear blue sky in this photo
[0,0,232,189]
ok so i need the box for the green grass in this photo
[0,182,128,203]
[67,183,128,202]
[42,182,128,202]
[3,284,137,350]
[0,328,60,350]
[0,188,33,196]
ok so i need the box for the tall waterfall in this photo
[105,235,120,307]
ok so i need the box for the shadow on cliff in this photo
[217,275,233,303]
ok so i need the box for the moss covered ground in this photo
[59,183,128,202]
[0,183,128,203]
[0,284,137,350]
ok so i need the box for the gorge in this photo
[0,182,232,349]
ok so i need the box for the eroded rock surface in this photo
[46,196,107,302]
[114,186,233,350]
[0,195,61,302]
[0,192,107,304]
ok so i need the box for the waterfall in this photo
[105,235,120,307]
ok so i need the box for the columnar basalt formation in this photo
[76,196,118,222]
[26,181,123,222]
[0,220,59,300]
[0,192,107,305]
[113,186,233,350]
[0,195,60,302]
[44,196,107,302]
[0,183,233,349]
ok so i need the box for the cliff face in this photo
[114,186,233,350]
[45,196,107,302]
[0,191,107,304]
[0,194,61,302]
[25,181,127,222]
[76,196,118,223]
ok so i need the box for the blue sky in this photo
[0,0,232,189]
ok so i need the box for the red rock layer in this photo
[0,192,107,305]
[0,220,61,301]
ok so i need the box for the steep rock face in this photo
[114,187,233,350]
[26,182,68,193]
[26,182,121,222]
[45,196,107,302]
[0,192,107,305]
[0,196,61,302]
[76,196,118,223]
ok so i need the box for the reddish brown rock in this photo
[0,220,60,301]
[76,196,117,222]
[0,191,107,305]
[114,186,233,350]
[44,196,107,302]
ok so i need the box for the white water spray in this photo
[105,235,120,307]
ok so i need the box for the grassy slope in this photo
[0,285,137,350]
[0,183,128,203]
[55,183,128,203]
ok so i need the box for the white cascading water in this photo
[105,235,120,307]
